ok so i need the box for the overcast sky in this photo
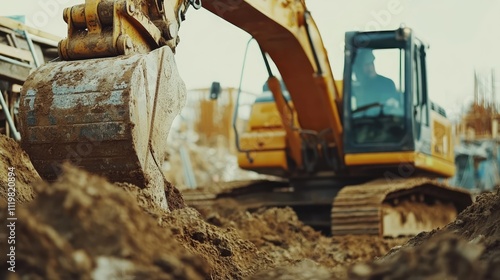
[2,0,500,118]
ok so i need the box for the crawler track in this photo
[184,177,472,237]
[331,178,472,236]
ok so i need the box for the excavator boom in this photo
[203,0,344,170]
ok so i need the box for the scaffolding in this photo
[0,16,60,140]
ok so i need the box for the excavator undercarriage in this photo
[184,177,472,237]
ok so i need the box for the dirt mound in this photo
[0,162,282,280]
[0,165,207,280]
[0,135,39,203]
[0,137,285,279]
[162,207,274,279]
[349,187,500,279]
[8,134,498,279]
[116,180,185,213]
[0,155,407,280]
[197,199,408,278]
[249,259,332,280]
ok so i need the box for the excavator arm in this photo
[203,0,344,171]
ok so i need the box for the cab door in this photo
[343,29,414,155]
[412,42,432,155]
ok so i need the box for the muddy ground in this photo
[1,134,499,279]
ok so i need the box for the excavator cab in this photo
[343,27,455,178]
[344,28,410,151]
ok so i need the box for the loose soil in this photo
[348,187,500,280]
[1,134,500,279]
[0,135,40,203]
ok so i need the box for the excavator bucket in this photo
[19,46,186,189]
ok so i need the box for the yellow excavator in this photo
[18,0,471,236]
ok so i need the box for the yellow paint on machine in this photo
[414,153,455,178]
[345,151,416,165]
[345,151,455,178]
[236,128,289,174]
[237,150,288,170]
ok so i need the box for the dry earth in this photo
[1,134,499,279]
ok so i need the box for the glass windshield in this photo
[349,47,406,144]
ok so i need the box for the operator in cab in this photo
[351,48,401,116]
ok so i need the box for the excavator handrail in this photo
[231,37,285,163]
